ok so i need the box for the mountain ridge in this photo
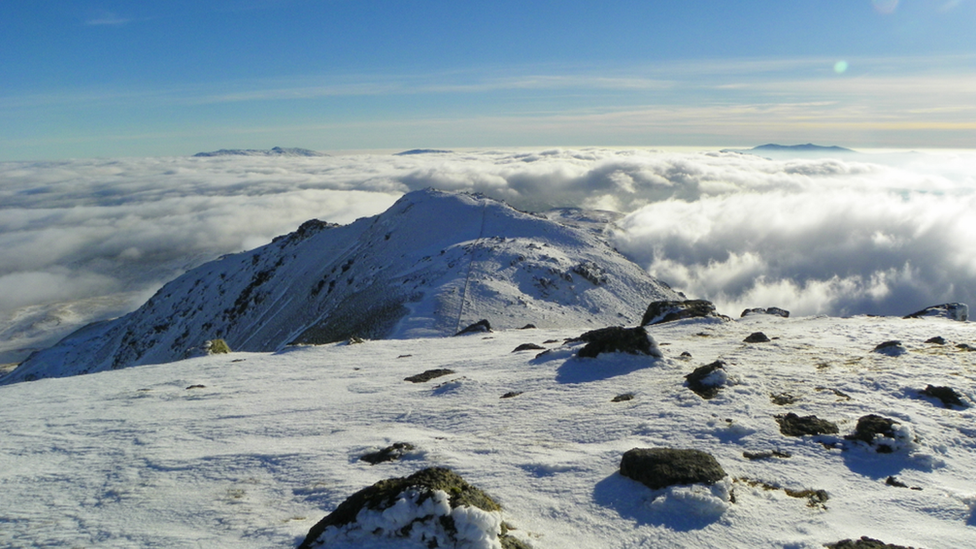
[3,189,681,384]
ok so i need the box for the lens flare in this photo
[834,60,849,74]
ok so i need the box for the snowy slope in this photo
[1,314,973,548]
[3,189,680,383]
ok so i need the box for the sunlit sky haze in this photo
[1,1,974,160]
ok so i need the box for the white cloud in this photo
[0,148,973,328]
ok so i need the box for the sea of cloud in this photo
[1,148,973,359]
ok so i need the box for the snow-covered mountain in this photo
[2,189,681,384]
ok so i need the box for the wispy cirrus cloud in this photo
[84,11,133,26]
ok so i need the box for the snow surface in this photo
[2,314,975,548]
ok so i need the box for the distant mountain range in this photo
[395,149,453,155]
[3,189,681,383]
[722,143,857,155]
[193,146,328,157]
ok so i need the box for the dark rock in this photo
[920,385,967,409]
[904,302,968,322]
[885,476,922,491]
[816,386,852,400]
[571,261,608,285]
[512,343,546,353]
[845,414,902,452]
[740,307,790,318]
[404,368,455,383]
[872,340,906,356]
[775,413,839,437]
[500,391,523,399]
[455,319,492,335]
[742,450,792,460]
[744,331,770,343]
[298,467,526,549]
[620,448,727,490]
[826,536,920,549]
[957,343,976,352]
[574,326,661,358]
[784,488,829,509]
[641,299,728,326]
[185,384,206,390]
[925,336,946,345]
[519,324,537,329]
[770,392,799,406]
[679,351,692,358]
[685,360,727,399]
[885,476,908,488]
[359,442,415,465]
[612,393,635,402]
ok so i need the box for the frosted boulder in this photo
[685,360,728,399]
[775,413,839,437]
[845,414,917,454]
[298,467,528,549]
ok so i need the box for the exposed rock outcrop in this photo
[456,319,492,336]
[744,332,770,343]
[620,448,727,490]
[685,360,728,399]
[872,341,907,356]
[845,414,914,453]
[904,302,968,322]
[826,536,921,549]
[920,385,967,409]
[641,299,729,326]
[573,326,662,358]
[359,442,416,465]
[741,307,790,318]
[405,368,455,383]
[775,413,839,437]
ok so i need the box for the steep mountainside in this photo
[3,189,681,383]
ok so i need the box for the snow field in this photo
[1,314,974,548]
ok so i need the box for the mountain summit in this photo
[4,189,681,383]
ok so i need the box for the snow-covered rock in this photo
[2,189,680,384]
[297,467,524,549]
[641,299,728,326]
[904,302,969,322]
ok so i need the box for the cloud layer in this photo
[1,148,973,359]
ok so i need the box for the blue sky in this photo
[1,1,974,160]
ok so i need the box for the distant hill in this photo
[752,143,855,153]
[193,146,328,157]
[395,149,453,155]
[722,143,857,155]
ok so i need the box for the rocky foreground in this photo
[0,299,972,548]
